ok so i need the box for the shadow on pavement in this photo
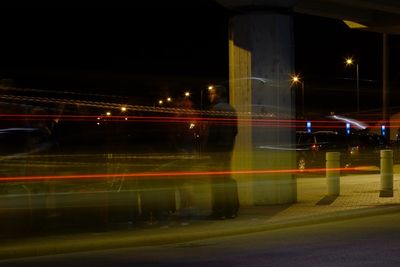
[316,195,338,205]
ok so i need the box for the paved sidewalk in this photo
[0,173,399,260]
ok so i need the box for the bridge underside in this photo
[216,0,400,205]
[217,0,400,34]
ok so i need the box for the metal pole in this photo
[356,64,360,113]
[383,33,388,126]
[301,81,305,117]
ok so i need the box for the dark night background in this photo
[0,3,399,114]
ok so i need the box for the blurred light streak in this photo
[3,114,399,130]
[0,85,129,99]
[0,94,274,118]
[0,113,371,123]
[329,115,368,130]
[0,167,359,183]
[0,128,38,133]
[4,113,393,124]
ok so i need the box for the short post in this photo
[326,152,340,196]
[380,149,393,196]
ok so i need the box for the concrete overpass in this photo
[217,0,400,34]
[213,0,400,206]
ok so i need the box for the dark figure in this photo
[205,85,239,219]
[169,97,197,153]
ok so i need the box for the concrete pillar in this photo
[380,149,393,192]
[229,12,297,205]
[326,152,340,196]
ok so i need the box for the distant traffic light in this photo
[346,123,351,135]
[381,124,386,137]
[306,121,311,133]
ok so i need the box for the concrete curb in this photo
[1,204,400,260]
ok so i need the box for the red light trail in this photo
[0,166,362,183]
[0,114,397,129]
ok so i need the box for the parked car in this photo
[296,130,387,170]
[296,131,348,170]
[346,132,389,167]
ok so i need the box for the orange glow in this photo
[292,75,300,83]
[0,166,360,183]
[311,144,319,151]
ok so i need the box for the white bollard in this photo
[326,152,340,196]
[380,150,393,192]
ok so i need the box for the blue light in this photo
[381,124,386,136]
[346,123,350,135]
[306,121,311,133]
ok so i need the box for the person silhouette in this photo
[204,85,239,219]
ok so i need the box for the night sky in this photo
[0,4,399,113]
[0,5,229,99]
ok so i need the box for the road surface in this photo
[2,211,400,266]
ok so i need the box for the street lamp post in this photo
[292,75,305,118]
[356,63,359,113]
[383,33,389,132]
[345,58,360,113]
[300,80,304,117]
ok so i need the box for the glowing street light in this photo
[167,97,172,102]
[184,91,190,97]
[291,75,305,117]
[345,57,360,113]
[121,107,127,112]
[106,112,111,116]
[158,100,163,105]
[346,58,353,65]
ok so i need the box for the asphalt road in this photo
[2,211,400,266]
